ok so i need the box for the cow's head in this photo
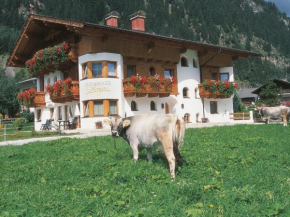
[105,116,131,137]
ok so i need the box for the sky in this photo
[264,0,290,16]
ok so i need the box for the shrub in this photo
[13,118,24,131]
[20,110,34,123]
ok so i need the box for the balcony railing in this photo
[29,91,46,107]
[123,79,178,98]
[198,82,237,99]
[50,81,79,103]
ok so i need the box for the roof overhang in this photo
[7,14,261,68]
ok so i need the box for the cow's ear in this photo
[123,120,131,128]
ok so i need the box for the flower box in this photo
[46,79,79,103]
[198,80,238,99]
[18,89,45,107]
[123,74,178,98]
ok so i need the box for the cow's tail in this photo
[172,116,186,163]
[173,116,186,150]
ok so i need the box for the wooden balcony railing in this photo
[198,84,232,99]
[29,91,46,107]
[50,81,79,103]
[123,80,178,98]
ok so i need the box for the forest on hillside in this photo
[1,0,290,87]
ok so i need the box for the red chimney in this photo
[130,11,146,31]
[104,11,120,27]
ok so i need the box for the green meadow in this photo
[0,124,290,216]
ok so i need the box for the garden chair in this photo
[68,117,78,129]
[40,119,52,130]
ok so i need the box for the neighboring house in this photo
[237,88,258,107]
[18,77,37,92]
[7,12,259,131]
[252,78,290,102]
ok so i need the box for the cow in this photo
[107,114,186,178]
[256,106,289,126]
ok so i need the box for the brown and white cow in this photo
[107,114,186,178]
[256,105,289,126]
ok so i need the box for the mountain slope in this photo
[1,0,290,87]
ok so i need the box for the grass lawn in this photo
[0,124,290,216]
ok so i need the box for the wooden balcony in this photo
[50,81,80,103]
[29,91,46,107]
[123,80,178,98]
[198,84,230,99]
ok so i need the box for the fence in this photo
[230,112,252,121]
[0,119,34,142]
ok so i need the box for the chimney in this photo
[130,11,146,31]
[104,11,120,27]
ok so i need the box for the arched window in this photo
[131,101,137,111]
[181,57,188,67]
[150,101,156,111]
[149,67,155,76]
[184,113,190,123]
[193,58,197,68]
[183,87,189,98]
[161,103,164,109]
[47,78,50,85]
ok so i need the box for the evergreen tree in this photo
[258,80,281,106]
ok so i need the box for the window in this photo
[164,69,173,78]
[193,58,197,68]
[183,87,189,98]
[82,63,88,78]
[210,101,218,114]
[58,106,62,120]
[94,101,104,116]
[83,101,89,117]
[131,101,137,111]
[149,67,155,76]
[109,101,118,115]
[150,101,156,111]
[181,57,188,67]
[54,76,57,83]
[161,103,164,109]
[92,62,102,77]
[108,62,116,76]
[184,113,190,122]
[47,78,50,85]
[220,73,229,81]
[127,65,136,78]
[69,106,73,118]
[36,109,42,122]
[211,72,218,80]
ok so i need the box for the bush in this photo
[13,118,24,131]
[20,110,34,123]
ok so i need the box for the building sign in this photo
[80,79,121,100]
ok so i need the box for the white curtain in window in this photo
[84,102,89,116]
[108,63,116,76]
[110,101,117,114]
[94,101,103,115]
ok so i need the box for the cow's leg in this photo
[267,117,270,124]
[160,135,176,178]
[130,142,139,162]
[146,148,153,162]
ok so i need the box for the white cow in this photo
[107,114,186,178]
[256,106,289,126]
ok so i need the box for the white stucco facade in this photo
[33,50,243,131]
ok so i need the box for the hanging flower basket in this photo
[17,88,36,106]
[26,42,71,77]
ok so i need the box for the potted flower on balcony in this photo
[26,41,70,76]
[148,74,161,91]
[17,88,35,106]
[200,79,238,98]
[162,76,177,92]
[130,74,147,91]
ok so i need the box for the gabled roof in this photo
[237,88,258,98]
[7,14,261,67]
[251,78,290,94]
